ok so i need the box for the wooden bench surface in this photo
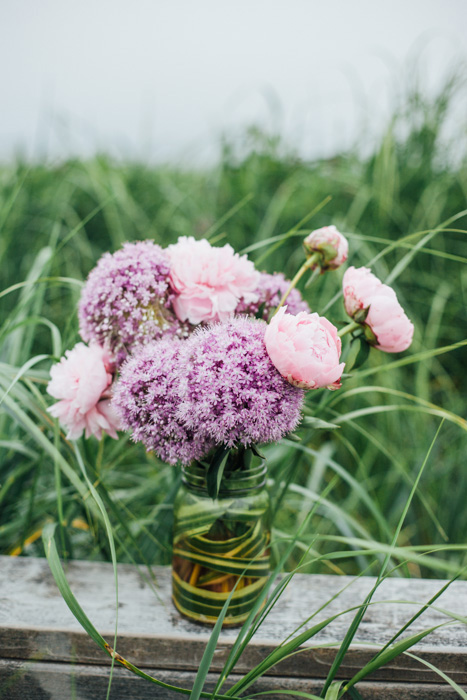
[1,555,466,698]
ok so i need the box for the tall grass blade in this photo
[405,652,467,699]
[41,522,240,699]
[73,443,119,700]
[205,193,254,240]
[319,420,445,696]
[254,196,332,263]
[189,583,240,700]
[341,623,452,695]
[215,478,338,692]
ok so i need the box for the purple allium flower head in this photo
[177,316,304,448]
[236,272,310,319]
[79,241,187,366]
[112,339,214,465]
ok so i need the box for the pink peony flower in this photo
[303,225,348,270]
[167,236,260,324]
[47,343,121,440]
[264,307,345,390]
[342,266,414,353]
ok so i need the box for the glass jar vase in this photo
[172,460,270,626]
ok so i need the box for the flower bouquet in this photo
[47,227,413,625]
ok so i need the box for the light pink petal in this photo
[304,226,349,269]
[167,236,260,324]
[343,267,414,353]
[47,342,120,440]
[265,308,344,391]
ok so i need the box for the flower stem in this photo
[274,252,320,314]
[338,320,361,337]
[304,266,320,289]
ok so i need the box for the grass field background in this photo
[1,74,466,583]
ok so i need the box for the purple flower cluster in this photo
[112,339,214,465]
[236,272,310,319]
[112,317,304,463]
[176,317,304,449]
[79,241,186,366]
[79,240,310,463]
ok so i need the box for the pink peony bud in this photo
[342,266,414,353]
[167,236,260,325]
[303,225,348,270]
[264,307,345,390]
[47,343,121,440]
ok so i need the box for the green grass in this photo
[2,72,467,699]
[0,74,466,588]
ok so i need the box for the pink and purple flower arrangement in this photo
[46,222,416,624]
[48,226,414,466]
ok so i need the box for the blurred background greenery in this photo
[1,74,466,581]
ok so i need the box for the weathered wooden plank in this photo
[0,659,464,700]
[1,555,466,687]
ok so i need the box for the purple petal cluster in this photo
[236,272,310,319]
[112,339,214,465]
[177,317,304,448]
[79,241,186,366]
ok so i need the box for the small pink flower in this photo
[167,236,260,324]
[264,307,345,390]
[47,343,121,440]
[343,266,414,353]
[303,225,348,270]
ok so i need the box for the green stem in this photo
[96,435,105,478]
[304,266,321,289]
[274,253,320,314]
[338,321,361,338]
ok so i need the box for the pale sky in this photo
[1,0,466,164]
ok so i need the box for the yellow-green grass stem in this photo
[274,252,320,314]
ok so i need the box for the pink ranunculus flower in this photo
[47,343,121,440]
[167,236,260,325]
[342,266,414,353]
[264,307,345,390]
[303,225,348,271]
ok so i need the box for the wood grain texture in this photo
[1,555,466,693]
[0,659,464,700]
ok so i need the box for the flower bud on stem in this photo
[274,252,320,314]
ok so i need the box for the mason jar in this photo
[172,460,270,626]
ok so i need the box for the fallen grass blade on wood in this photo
[41,522,242,700]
